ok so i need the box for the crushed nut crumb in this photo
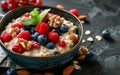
[95,35,102,41]
[87,37,93,42]
[85,30,91,35]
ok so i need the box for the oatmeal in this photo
[0,8,79,57]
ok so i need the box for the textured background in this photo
[0,0,120,75]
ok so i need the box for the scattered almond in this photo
[85,30,91,35]
[63,65,75,75]
[77,55,86,61]
[95,35,102,41]
[78,15,87,20]
[17,70,31,75]
[82,39,86,43]
[44,72,54,75]
[73,60,79,64]
[56,4,64,10]
[69,34,78,44]
[78,46,88,55]
[87,37,93,42]
[32,73,43,75]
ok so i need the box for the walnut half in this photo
[48,15,64,28]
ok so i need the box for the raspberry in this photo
[0,31,12,42]
[36,22,50,35]
[36,0,42,6]
[31,40,40,49]
[0,1,8,10]
[17,30,31,40]
[24,13,30,17]
[59,40,66,47]
[11,22,24,29]
[47,31,59,43]
[12,43,25,54]
[69,9,79,16]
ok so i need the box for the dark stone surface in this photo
[0,0,120,75]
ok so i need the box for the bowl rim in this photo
[0,5,84,58]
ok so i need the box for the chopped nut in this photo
[78,46,88,55]
[73,64,81,70]
[48,15,64,28]
[77,55,86,61]
[69,26,77,33]
[95,35,102,41]
[81,20,85,24]
[56,4,64,10]
[78,15,87,20]
[87,37,93,42]
[17,38,32,50]
[69,34,78,44]
[85,30,91,35]
[73,60,79,64]
[8,27,19,36]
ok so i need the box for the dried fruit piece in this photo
[78,15,87,20]
[17,70,31,75]
[69,34,78,44]
[63,65,74,75]
[56,4,64,10]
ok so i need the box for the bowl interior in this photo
[0,5,83,58]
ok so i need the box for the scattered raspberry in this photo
[47,31,59,43]
[17,30,31,40]
[59,40,66,47]
[69,9,79,16]
[11,22,24,29]
[12,43,25,54]
[31,40,40,49]
[36,22,50,35]
[0,31,12,42]
[35,0,42,6]
[0,1,8,10]
[24,13,30,17]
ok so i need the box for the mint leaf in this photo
[30,8,40,19]
[39,9,51,22]
[22,18,37,25]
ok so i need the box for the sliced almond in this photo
[95,35,102,41]
[85,30,91,35]
[87,37,93,42]
[73,64,81,70]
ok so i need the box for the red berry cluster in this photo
[0,0,42,10]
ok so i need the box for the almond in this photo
[77,55,86,61]
[17,70,31,75]
[56,4,64,10]
[69,34,78,44]
[78,15,87,20]
[63,65,74,75]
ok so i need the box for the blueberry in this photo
[102,30,111,39]
[52,29,61,35]
[24,25,31,30]
[31,32,40,41]
[59,24,68,33]
[6,68,16,75]
[30,27,36,34]
[85,52,97,64]
[38,35,47,45]
[46,42,55,49]
[50,51,60,56]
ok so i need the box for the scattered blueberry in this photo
[59,24,68,33]
[6,68,16,75]
[52,29,61,35]
[31,32,40,41]
[102,30,111,39]
[30,27,36,34]
[50,51,60,56]
[85,52,97,64]
[46,42,55,49]
[38,35,47,45]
